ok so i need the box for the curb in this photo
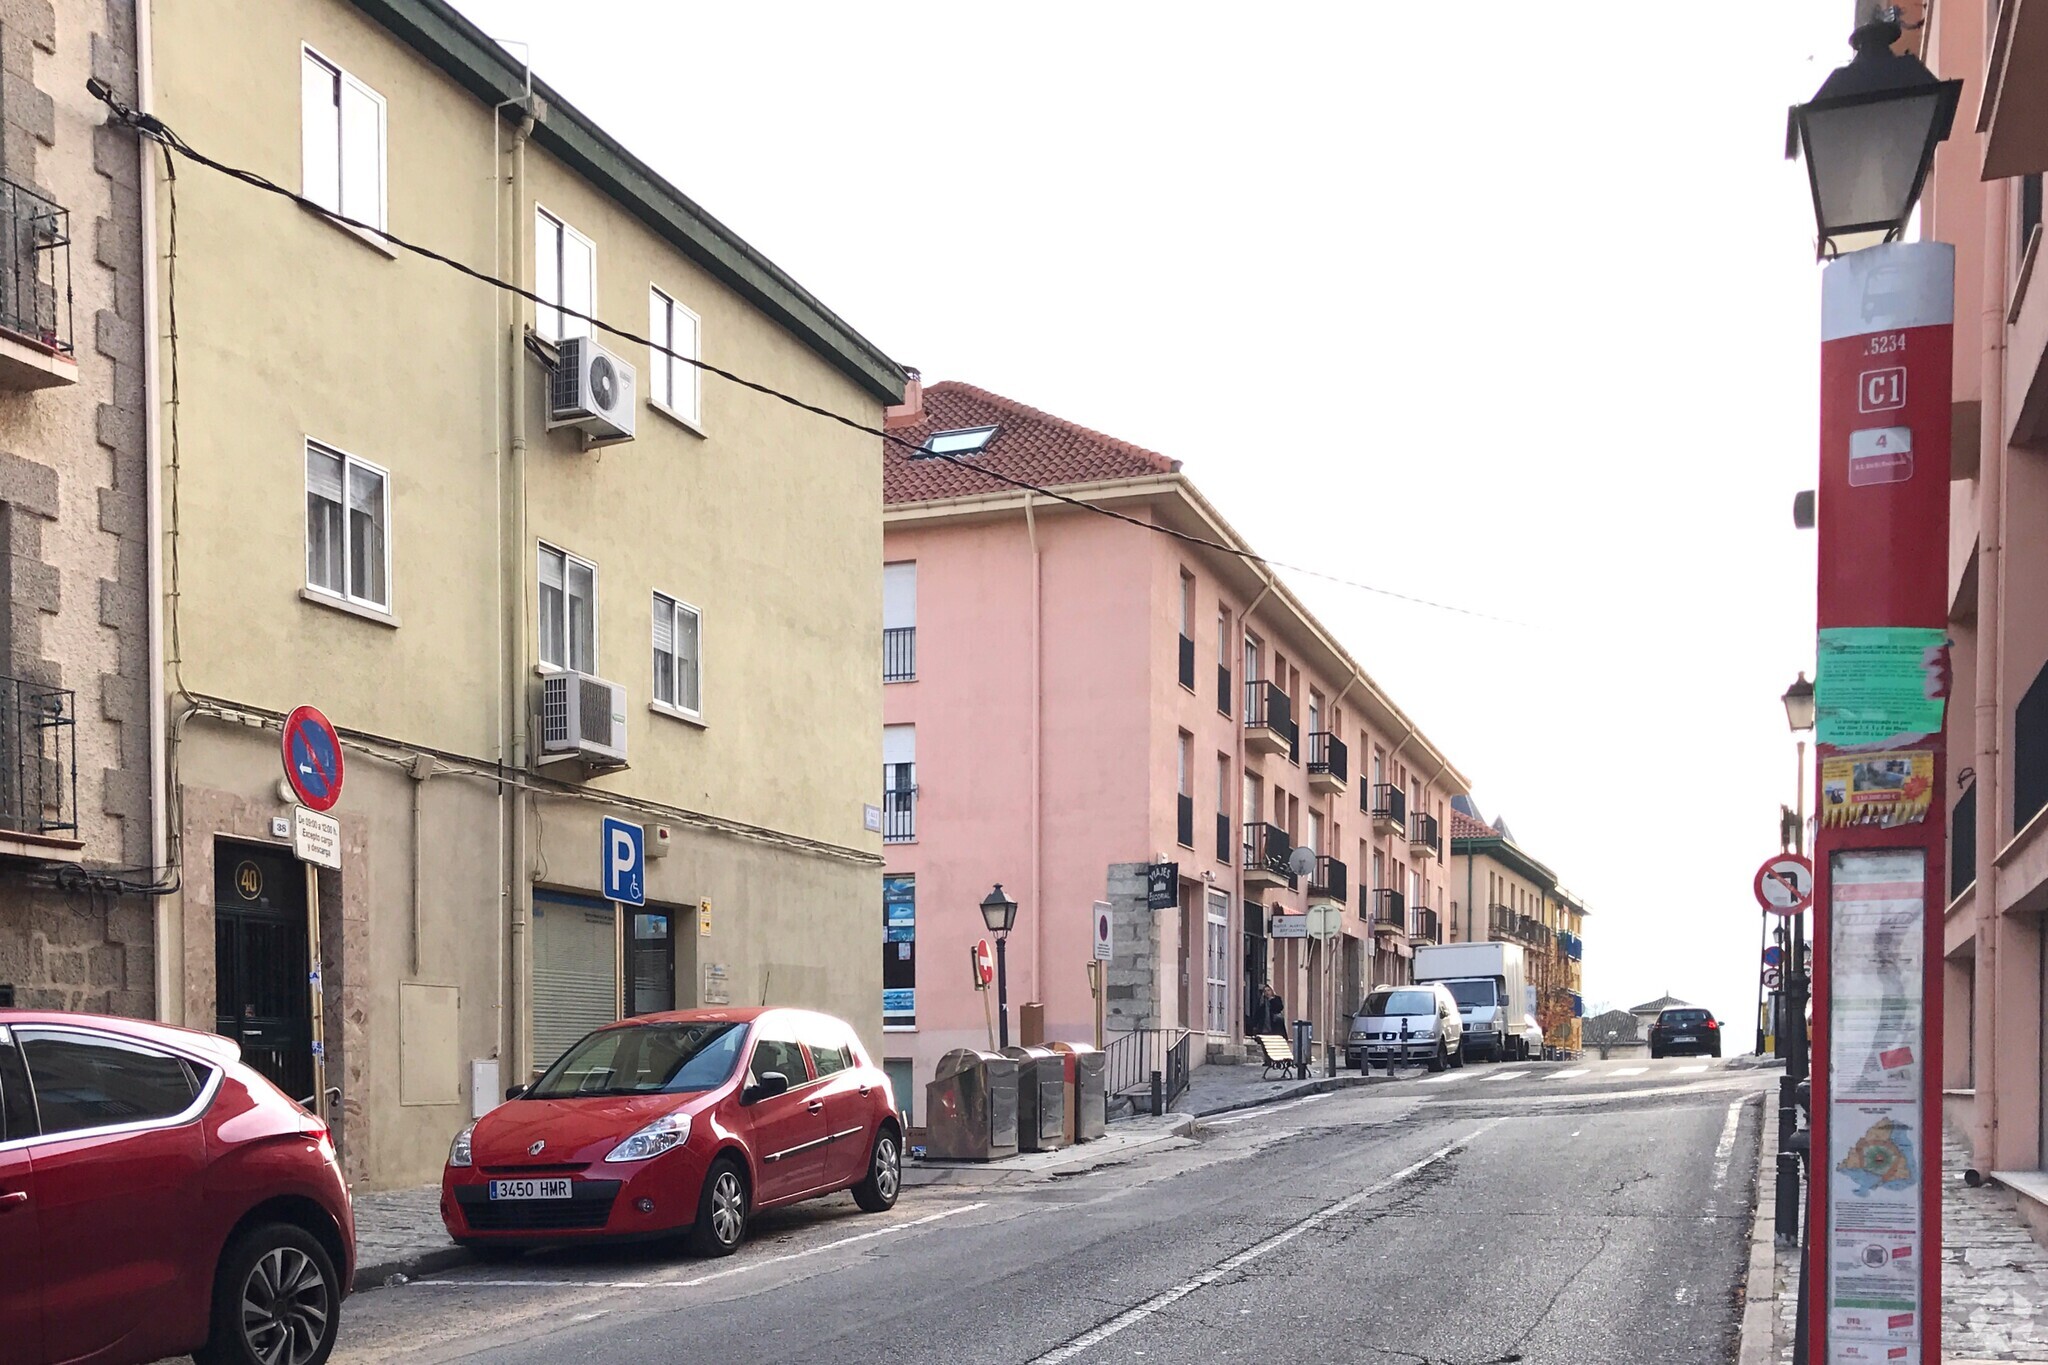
[1736,1095,1783,1365]
[906,1115,1196,1186]
[1183,1072,1376,1120]
[353,1244,470,1293]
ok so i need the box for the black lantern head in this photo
[980,883,1018,934]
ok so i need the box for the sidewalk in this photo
[1168,1058,1376,1118]
[905,1112,1195,1186]
[1738,1106,2048,1362]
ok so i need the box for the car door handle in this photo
[858,1084,871,1096]
[807,1101,824,1114]
[0,1191,27,1209]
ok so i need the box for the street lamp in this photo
[1784,6,1963,258]
[1782,672,1816,734]
[1775,671,1816,1249]
[980,884,1018,1050]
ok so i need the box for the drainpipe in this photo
[134,0,172,1022]
[1024,493,1043,1016]
[1975,175,2008,1164]
[504,105,537,1085]
[1236,575,1275,1038]
[1465,849,1475,945]
[408,756,432,976]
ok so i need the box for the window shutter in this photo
[306,445,344,502]
[338,79,383,228]
[652,595,674,653]
[301,54,340,212]
[537,546,564,591]
[534,210,560,340]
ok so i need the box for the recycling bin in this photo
[1003,1045,1067,1151]
[1049,1041,1106,1142]
[923,1049,1018,1161]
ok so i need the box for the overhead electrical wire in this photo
[87,81,1516,627]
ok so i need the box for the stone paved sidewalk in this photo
[1743,1109,2048,1362]
[349,1184,461,1290]
[1167,1056,1377,1118]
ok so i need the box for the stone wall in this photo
[0,0,155,1016]
[1102,861,1160,1032]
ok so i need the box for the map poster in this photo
[1829,849,1924,1103]
[1829,1100,1921,1230]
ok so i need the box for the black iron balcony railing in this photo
[882,626,916,683]
[1489,903,1517,939]
[1370,783,1406,828]
[1177,792,1195,848]
[1217,661,1232,716]
[1410,810,1440,855]
[1178,633,1196,690]
[1411,907,1442,944]
[1371,887,1406,929]
[0,676,76,838]
[1952,782,1977,899]
[1309,854,1347,904]
[1308,732,1348,784]
[882,764,916,843]
[1244,678,1290,736]
[1243,821,1295,887]
[1215,811,1231,863]
[0,178,70,356]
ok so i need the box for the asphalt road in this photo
[313,1056,1771,1365]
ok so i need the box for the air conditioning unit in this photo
[548,337,636,444]
[539,670,629,766]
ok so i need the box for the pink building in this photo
[878,382,1467,1119]
[1918,0,2048,1237]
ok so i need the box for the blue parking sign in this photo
[602,817,645,906]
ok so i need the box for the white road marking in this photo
[1204,1093,1331,1124]
[1028,1123,1500,1364]
[1676,1064,1709,1074]
[413,1202,990,1291]
[1416,1071,1468,1085]
[1711,1098,1748,1190]
[1611,1066,1648,1076]
[1544,1068,1590,1081]
[1482,1069,1530,1082]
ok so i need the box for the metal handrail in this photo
[1243,821,1295,887]
[0,177,71,354]
[0,675,76,837]
[1371,887,1405,928]
[1309,854,1348,904]
[882,626,916,682]
[1244,678,1290,735]
[1370,783,1406,827]
[1104,1027,1192,1114]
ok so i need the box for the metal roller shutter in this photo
[532,891,617,1076]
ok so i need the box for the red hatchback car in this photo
[0,1009,355,1365]
[443,1007,900,1256]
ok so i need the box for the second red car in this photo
[442,1006,900,1256]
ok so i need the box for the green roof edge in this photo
[351,0,908,405]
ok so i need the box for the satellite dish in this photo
[1286,846,1319,879]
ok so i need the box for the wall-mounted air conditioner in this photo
[540,670,629,767]
[548,337,636,444]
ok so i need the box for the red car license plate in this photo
[489,1178,571,1200]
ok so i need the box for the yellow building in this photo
[141,0,905,1188]
[1446,807,1588,1053]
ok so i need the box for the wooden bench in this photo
[1253,1034,1299,1080]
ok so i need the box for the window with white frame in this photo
[300,48,386,230]
[651,592,702,717]
[305,441,389,610]
[648,287,701,424]
[535,207,594,344]
[538,544,596,672]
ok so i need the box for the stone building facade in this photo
[0,0,156,1015]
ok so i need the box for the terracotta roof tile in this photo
[883,381,1180,506]
[1449,810,1495,842]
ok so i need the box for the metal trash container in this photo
[1049,1041,1106,1142]
[923,1049,1018,1161]
[1003,1045,1066,1151]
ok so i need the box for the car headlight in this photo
[448,1121,477,1168]
[605,1111,692,1164]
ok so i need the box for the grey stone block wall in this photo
[1103,861,1159,1032]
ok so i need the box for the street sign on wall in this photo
[1145,863,1178,910]
[601,816,645,906]
[281,706,344,812]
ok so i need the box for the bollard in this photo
[1149,1069,1163,1117]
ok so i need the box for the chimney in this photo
[884,367,924,430]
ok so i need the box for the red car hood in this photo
[473,1091,712,1167]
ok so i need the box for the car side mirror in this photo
[504,1084,526,1101]
[743,1071,790,1105]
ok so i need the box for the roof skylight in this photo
[918,425,999,457]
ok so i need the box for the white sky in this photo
[461,0,1865,1045]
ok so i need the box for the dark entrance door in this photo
[214,841,311,1101]
[1243,906,1269,1035]
[625,909,675,1016]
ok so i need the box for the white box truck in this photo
[1412,942,1544,1062]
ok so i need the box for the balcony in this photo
[1178,633,1196,690]
[1951,782,1977,901]
[0,676,79,860]
[1307,731,1347,796]
[1488,903,1516,940]
[1243,680,1292,759]
[882,627,916,683]
[1982,0,2048,180]
[1408,810,1440,860]
[0,178,74,390]
[882,764,916,844]
[1411,906,1442,944]
[1370,888,1406,937]
[1242,821,1294,892]
[1177,792,1195,849]
[1308,854,1347,906]
[1369,783,1406,837]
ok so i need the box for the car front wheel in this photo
[196,1222,341,1365]
[853,1126,902,1213]
[689,1157,749,1257]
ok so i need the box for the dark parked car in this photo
[443,1007,901,1257]
[1649,1006,1722,1059]
[0,1009,356,1365]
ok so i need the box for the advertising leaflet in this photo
[1827,849,1925,1363]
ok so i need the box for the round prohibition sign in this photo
[1753,852,1815,916]
[282,705,345,812]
